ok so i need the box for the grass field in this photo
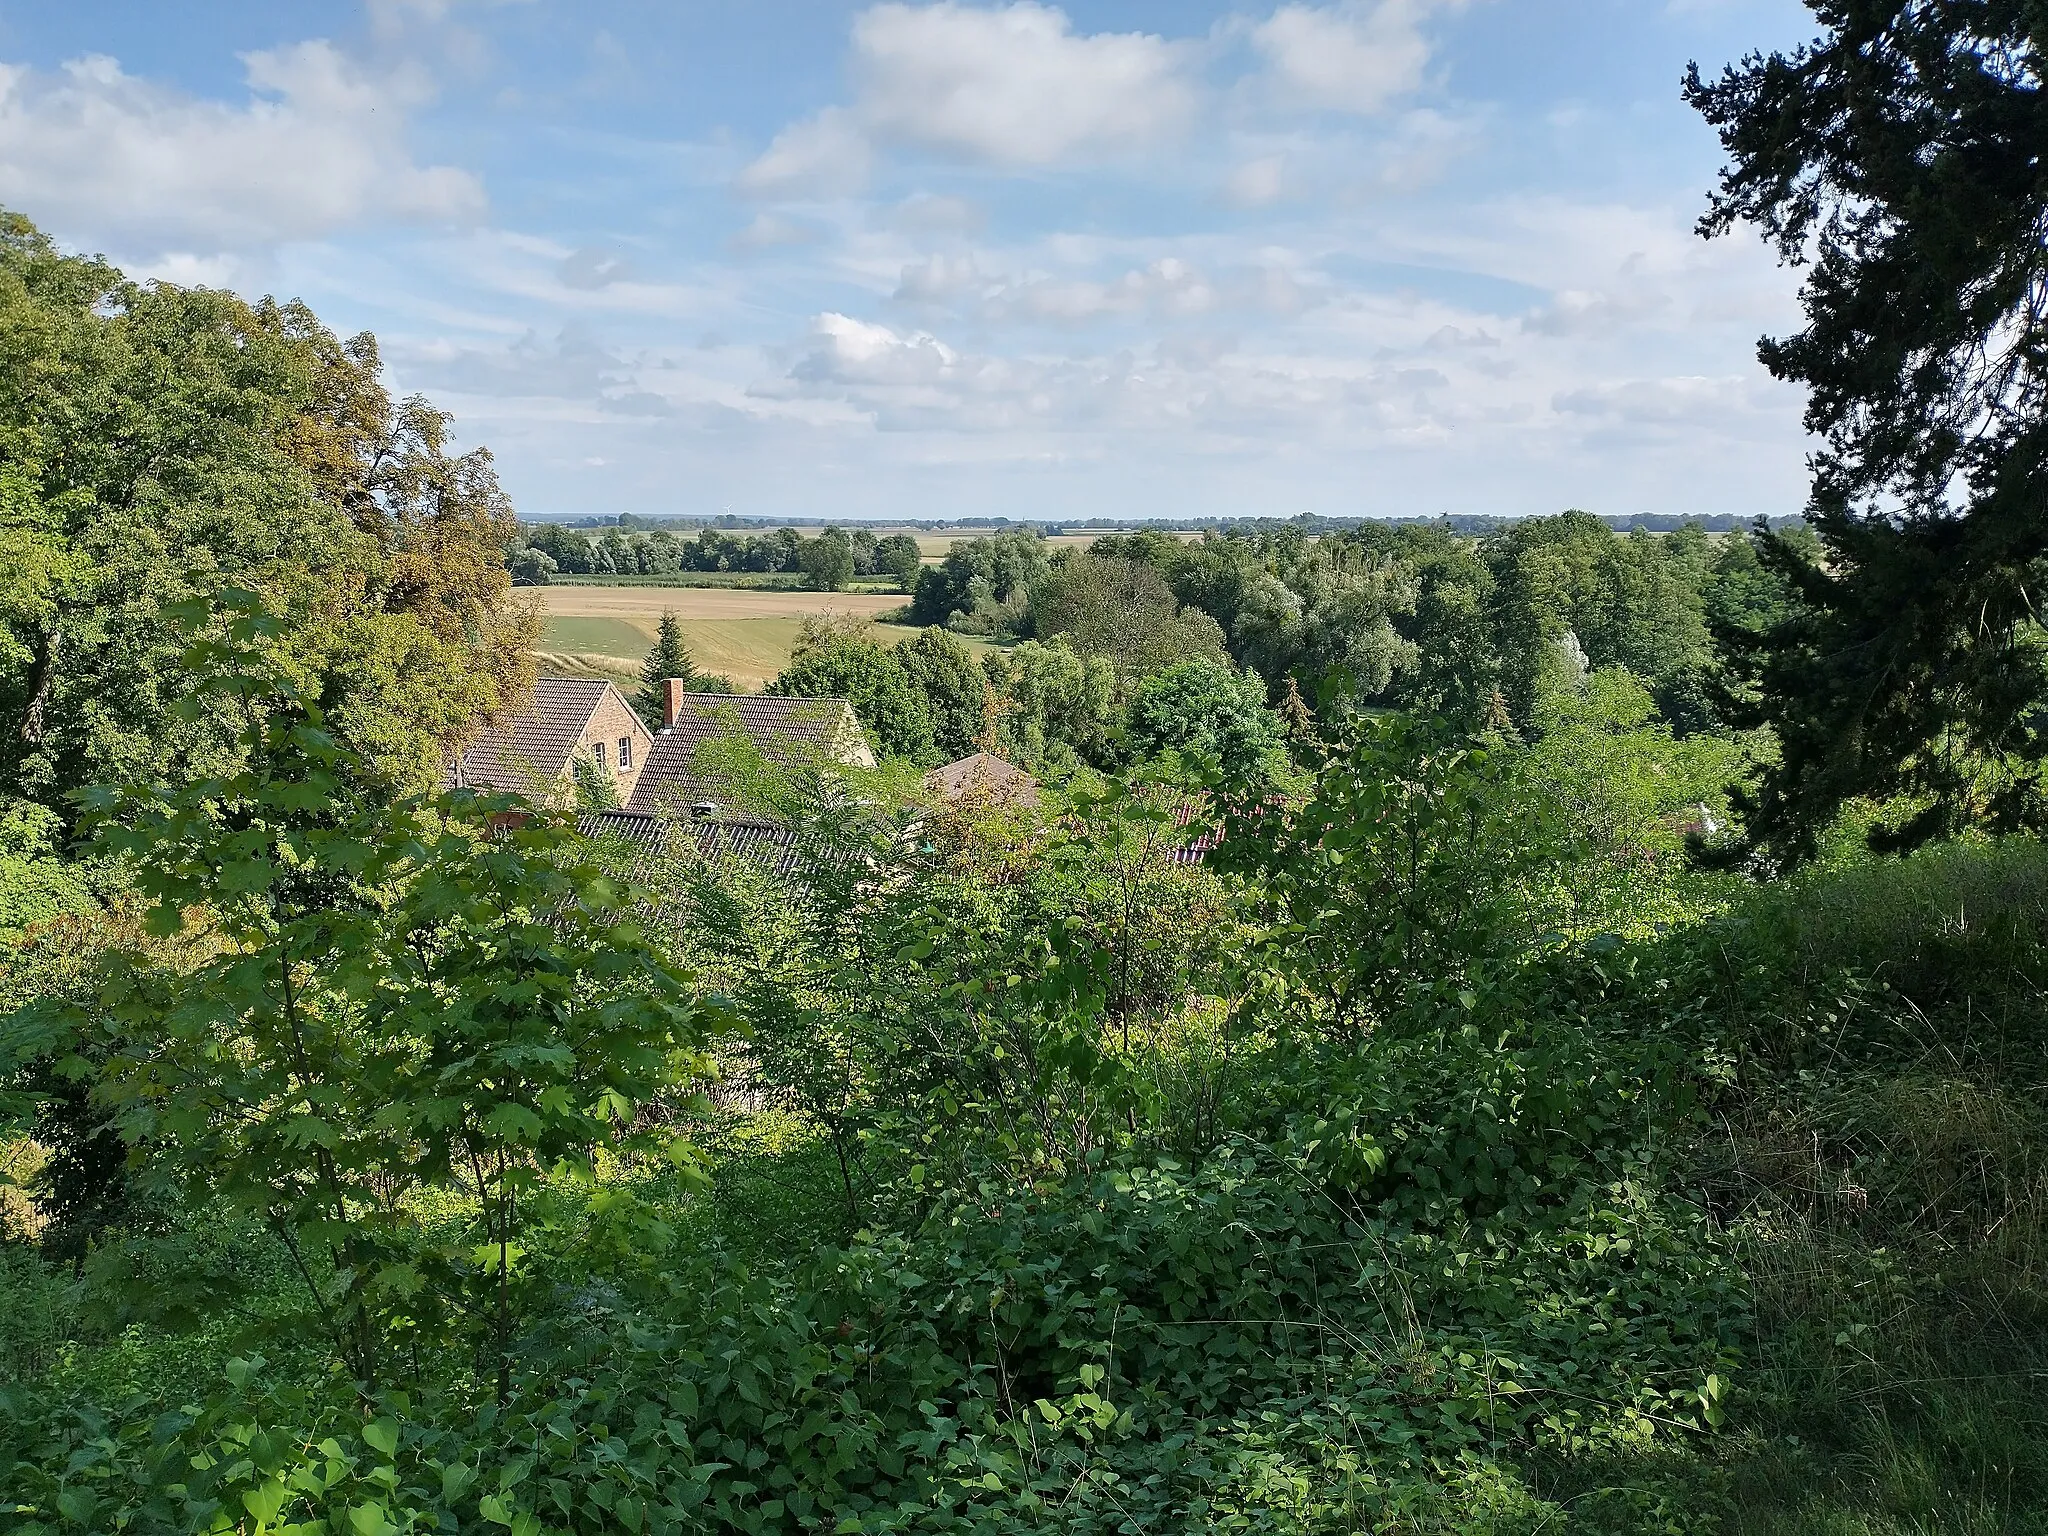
[534,586,915,689]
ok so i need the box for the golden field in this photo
[532,585,914,690]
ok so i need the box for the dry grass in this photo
[537,587,906,623]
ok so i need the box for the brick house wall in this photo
[576,686,653,805]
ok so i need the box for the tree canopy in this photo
[1687,2,2048,863]
[0,210,535,818]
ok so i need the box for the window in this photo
[618,736,632,770]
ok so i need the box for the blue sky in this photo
[0,0,1821,523]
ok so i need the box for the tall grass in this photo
[1687,839,2048,1533]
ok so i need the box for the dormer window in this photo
[618,736,632,770]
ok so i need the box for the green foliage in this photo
[1029,555,1229,688]
[0,210,536,817]
[1127,659,1286,783]
[11,593,715,1398]
[1213,713,1547,1035]
[1516,669,1749,940]
[872,533,925,592]
[1687,6,2048,862]
[1232,542,1420,701]
[981,639,1117,774]
[633,613,699,728]
[770,620,935,762]
[797,527,854,592]
[908,529,1050,632]
[0,800,89,944]
[571,745,622,810]
[1480,513,1712,730]
[767,621,990,767]
[895,627,990,762]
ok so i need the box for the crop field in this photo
[534,585,914,689]
[881,528,1201,562]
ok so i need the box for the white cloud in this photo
[792,312,960,387]
[734,106,874,199]
[851,2,1195,163]
[886,193,987,235]
[891,247,1307,326]
[739,2,1195,195]
[729,213,826,252]
[557,246,634,289]
[1224,155,1291,207]
[0,43,483,253]
[1551,375,1761,427]
[894,252,989,304]
[1251,1,1462,115]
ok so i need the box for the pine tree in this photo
[635,612,697,728]
[1688,3,2048,867]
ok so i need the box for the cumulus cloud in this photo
[851,2,1195,163]
[793,312,960,387]
[1250,1,1464,115]
[0,43,483,253]
[739,2,1194,195]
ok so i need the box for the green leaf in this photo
[361,1420,399,1458]
[243,1477,289,1527]
[484,1102,544,1142]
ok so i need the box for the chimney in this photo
[664,677,687,728]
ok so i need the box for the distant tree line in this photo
[509,522,921,592]
[530,510,1804,536]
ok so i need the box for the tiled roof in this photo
[451,678,612,795]
[926,752,1039,805]
[627,693,871,815]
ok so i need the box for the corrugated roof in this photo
[451,678,613,795]
[627,693,872,815]
[579,809,802,875]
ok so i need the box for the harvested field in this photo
[533,585,916,690]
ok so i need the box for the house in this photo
[925,751,1039,807]
[449,677,651,805]
[624,681,876,816]
[451,676,875,817]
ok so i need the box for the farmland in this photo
[532,584,916,689]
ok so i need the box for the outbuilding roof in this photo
[926,752,1039,806]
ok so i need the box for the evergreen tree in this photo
[1689,3,2048,864]
[634,612,697,728]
